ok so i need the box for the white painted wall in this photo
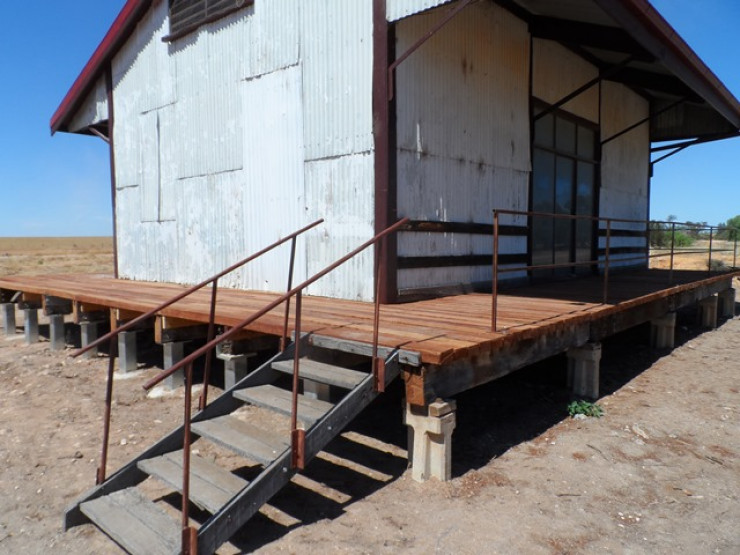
[395,2,531,291]
[67,76,108,133]
[532,39,599,123]
[599,80,650,267]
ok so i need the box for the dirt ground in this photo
[0,240,737,554]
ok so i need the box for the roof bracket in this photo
[534,56,634,122]
[601,97,685,147]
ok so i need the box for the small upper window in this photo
[168,0,251,40]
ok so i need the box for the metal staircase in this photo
[67,344,400,554]
[63,218,409,554]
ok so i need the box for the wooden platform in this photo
[1,269,736,404]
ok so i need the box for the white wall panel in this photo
[532,39,599,122]
[304,153,376,301]
[395,2,530,291]
[67,76,108,133]
[387,0,454,22]
[243,1,300,78]
[301,0,374,161]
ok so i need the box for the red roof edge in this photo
[50,0,153,135]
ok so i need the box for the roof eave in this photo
[50,0,153,135]
[594,0,740,131]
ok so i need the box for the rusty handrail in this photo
[143,217,409,391]
[72,218,323,358]
[490,209,739,332]
[140,217,407,550]
[87,219,322,489]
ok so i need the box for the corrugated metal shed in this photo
[387,0,454,22]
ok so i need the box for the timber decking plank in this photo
[79,487,180,555]
[0,270,735,366]
[138,451,247,514]
[233,384,334,425]
[191,416,289,466]
[271,359,367,389]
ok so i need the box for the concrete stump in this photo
[651,312,676,349]
[1,303,16,336]
[698,295,718,329]
[718,288,736,319]
[80,322,99,359]
[404,399,457,482]
[24,309,39,345]
[163,341,186,389]
[118,331,138,373]
[216,352,253,391]
[567,342,602,400]
[49,314,66,351]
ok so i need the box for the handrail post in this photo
[707,226,714,274]
[734,234,738,269]
[669,222,676,284]
[199,279,219,410]
[96,339,118,485]
[281,237,298,352]
[372,236,385,392]
[491,210,499,332]
[181,362,196,554]
[603,219,611,304]
[290,291,305,470]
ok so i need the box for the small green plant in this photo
[567,400,604,418]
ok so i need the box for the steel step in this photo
[79,487,180,555]
[138,451,247,514]
[233,384,334,425]
[191,415,289,465]
[271,358,367,389]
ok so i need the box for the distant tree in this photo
[723,215,740,241]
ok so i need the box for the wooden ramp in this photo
[66,343,399,554]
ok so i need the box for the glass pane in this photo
[534,113,554,148]
[575,162,595,271]
[554,158,574,273]
[532,149,555,273]
[577,126,596,159]
[555,117,576,155]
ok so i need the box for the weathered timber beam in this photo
[154,315,208,344]
[404,323,591,406]
[109,308,152,331]
[73,301,109,324]
[18,293,42,310]
[0,289,18,303]
[43,295,73,316]
[589,276,733,340]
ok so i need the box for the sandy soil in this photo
[0,239,737,554]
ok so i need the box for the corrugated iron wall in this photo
[111,0,377,299]
[395,2,531,292]
[532,39,599,123]
[301,0,375,300]
[67,76,109,133]
[387,0,454,22]
[600,80,650,268]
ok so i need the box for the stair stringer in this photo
[196,355,402,554]
[63,343,298,530]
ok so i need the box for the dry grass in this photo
[0,237,113,276]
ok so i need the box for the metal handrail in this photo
[82,218,322,490]
[140,217,408,552]
[491,209,739,332]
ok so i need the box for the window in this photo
[168,0,251,39]
[531,104,598,278]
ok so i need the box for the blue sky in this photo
[0,1,737,237]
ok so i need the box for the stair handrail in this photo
[72,218,324,359]
[491,208,739,331]
[140,217,407,554]
[81,219,322,489]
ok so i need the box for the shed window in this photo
[168,0,251,39]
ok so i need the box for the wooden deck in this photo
[1,269,736,404]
